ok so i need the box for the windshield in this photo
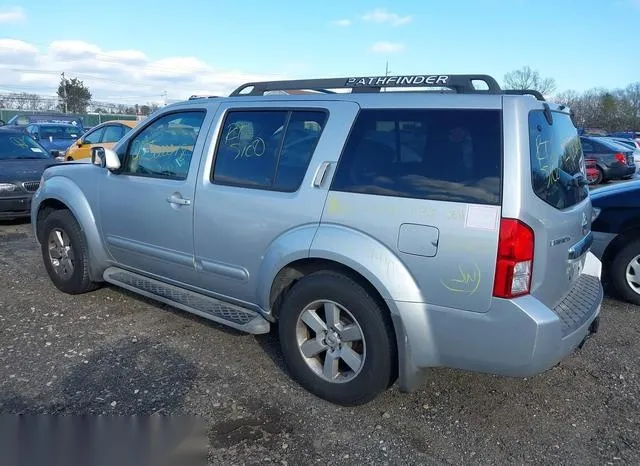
[39,125,81,140]
[529,109,588,210]
[0,133,51,159]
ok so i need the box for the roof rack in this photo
[229,74,503,97]
[188,95,221,100]
[502,89,546,101]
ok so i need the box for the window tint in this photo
[331,109,502,204]
[84,127,105,144]
[123,111,205,180]
[212,110,327,191]
[102,124,125,143]
[529,110,588,210]
[580,139,594,153]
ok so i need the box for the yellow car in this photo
[65,120,138,161]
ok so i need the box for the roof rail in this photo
[188,95,221,100]
[229,74,502,97]
[502,89,546,101]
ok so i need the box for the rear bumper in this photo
[0,195,32,219]
[392,253,603,387]
[603,163,635,179]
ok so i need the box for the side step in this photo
[103,267,270,335]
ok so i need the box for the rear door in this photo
[520,106,592,308]
[192,100,360,305]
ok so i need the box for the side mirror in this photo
[91,147,121,171]
[50,150,60,157]
[0,119,5,126]
[77,140,83,147]
[32,133,40,141]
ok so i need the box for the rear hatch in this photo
[525,108,592,309]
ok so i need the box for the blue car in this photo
[24,123,83,155]
[0,113,85,134]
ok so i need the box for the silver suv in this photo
[31,74,603,406]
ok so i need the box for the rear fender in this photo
[31,177,109,282]
[309,223,423,303]
[309,223,427,391]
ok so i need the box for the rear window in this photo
[331,109,502,205]
[593,137,632,152]
[529,110,588,209]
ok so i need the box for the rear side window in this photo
[212,109,327,191]
[529,110,588,209]
[330,109,502,205]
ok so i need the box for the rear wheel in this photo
[278,271,397,406]
[40,209,99,294]
[593,167,604,185]
[608,238,640,306]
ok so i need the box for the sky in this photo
[0,0,639,105]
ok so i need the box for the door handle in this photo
[313,161,331,187]
[166,193,191,206]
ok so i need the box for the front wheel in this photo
[278,271,397,406]
[608,238,640,306]
[40,209,100,294]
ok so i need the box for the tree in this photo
[57,76,92,114]
[503,66,557,96]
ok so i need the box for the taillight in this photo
[614,153,626,164]
[493,218,534,298]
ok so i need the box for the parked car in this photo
[590,180,640,305]
[606,136,640,150]
[24,122,84,156]
[64,120,138,161]
[603,137,640,169]
[0,129,61,220]
[0,113,85,134]
[580,135,636,183]
[31,73,602,406]
[608,131,640,145]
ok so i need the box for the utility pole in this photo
[383,60,391,92]
[61,72,68,113]
[162,91,168,106]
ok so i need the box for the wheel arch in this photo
[33,179,109,281]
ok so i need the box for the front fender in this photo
[309,223,423,305]
[31,177,109,282]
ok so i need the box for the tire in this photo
[608,238,640,306]
[278,271,397,406]
[39,209,99,295]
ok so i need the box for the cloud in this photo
[0,6,25,23]
[362,8,412,26]
[330,19,351,26]
[0,39,284,104]
[370,42,405,54]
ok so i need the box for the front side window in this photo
[331,108,502,204]
[83,127,105,144]
[212,109,327,191]
[529,110,588,209]
[102,124,125,143]
[123,110,206,180]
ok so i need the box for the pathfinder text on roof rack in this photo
[346,75,450,87]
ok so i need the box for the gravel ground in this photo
[1,220,639,465]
